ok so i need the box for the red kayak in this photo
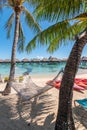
[75,78,87,89]
[46,80,85,91]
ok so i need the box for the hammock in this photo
[11,69,64,101]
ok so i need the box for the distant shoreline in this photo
[0,59,87,63]
[0,56,87,63]
[0,60,66,63]
[0,58,67,63]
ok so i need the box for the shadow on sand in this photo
[16,92,56,130]
[73,105,87,130]
[0,90,57,130]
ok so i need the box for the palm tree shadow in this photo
[29,113,55,130]
[73,106,87,129]
[16,91,56,130]
[0,94,30,130]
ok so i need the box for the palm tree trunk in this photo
[2,12,20,95]
[55,29,87,130]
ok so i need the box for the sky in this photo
[0,5,87,60]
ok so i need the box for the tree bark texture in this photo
[2,12,20,95]
[55,29,87,130]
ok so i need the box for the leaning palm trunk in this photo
[55,29,87,130]
[2,12,20,95]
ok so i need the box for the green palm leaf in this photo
[26,21,71,53]
[31,0,83,21]
[26,35,37,53]
[5,13,15,38]
[17,22,25,52]
[23,7,41,33]
[26,17,87,53]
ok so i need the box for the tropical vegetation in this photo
[25,0,87,130]
[0,0,41,95]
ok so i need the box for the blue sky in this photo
[0,6,87,60]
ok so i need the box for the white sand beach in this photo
[0,71,87,130]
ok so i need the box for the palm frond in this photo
[17,22,25,53]
[47,20,87,53]
[46,22,87,53]
[26,35,37,53]
[47,37,62,53]
[72,12,87,21]
[8,0,15,6]
[0,3,9,12]
[26,21,71,53]
[23,7,41,33]
[20,0,26,4]
[32,0,83,21]
[5,13,15,38]
[26,18,87,53]
[36,21,72,44]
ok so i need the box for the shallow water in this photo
[0,62,65,76]
[0,61,87,77]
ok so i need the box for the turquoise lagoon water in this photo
[0,62,66,77]
[0,61,87,77]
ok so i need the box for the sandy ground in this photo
[0,71,87,130]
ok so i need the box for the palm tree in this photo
[26,1,87,129]
[55,29,87,130]
[0,0,41,95]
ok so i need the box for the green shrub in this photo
[4,76,9,82]
[19,76,24,82]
